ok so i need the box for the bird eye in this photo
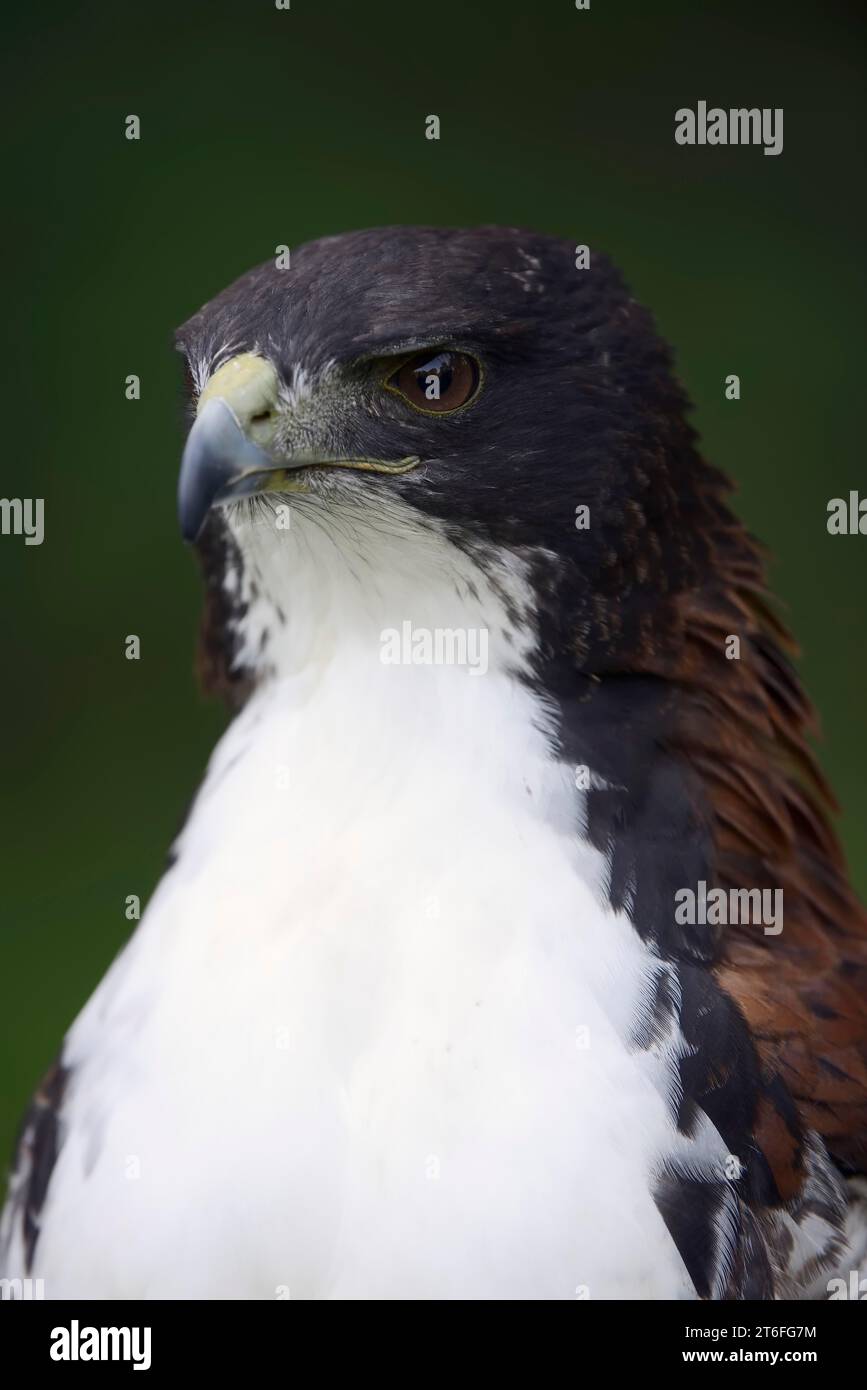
[386,350,480,414]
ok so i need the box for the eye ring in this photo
[383,349,482,416]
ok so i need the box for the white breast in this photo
[29,499,704,1299]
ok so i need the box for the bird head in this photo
[175,225,721,686]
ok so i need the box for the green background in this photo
[1,0,864,1170]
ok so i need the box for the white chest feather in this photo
[30,501,702,1299]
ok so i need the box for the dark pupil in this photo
[414,352,453,397]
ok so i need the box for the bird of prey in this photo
[2,226,866,1300]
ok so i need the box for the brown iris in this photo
[386,350,480,414]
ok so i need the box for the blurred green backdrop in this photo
[1,0,865,1168]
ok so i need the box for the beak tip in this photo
[177,476,210,545]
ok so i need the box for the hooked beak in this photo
[178,397,279,542]
[177,351,421,542]
[178,353,285,542]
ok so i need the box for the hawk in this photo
[3,226,866,1299]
